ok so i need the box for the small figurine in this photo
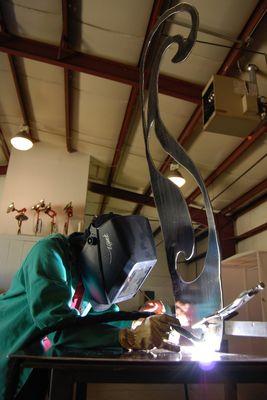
[7,202,28,235]
[31,199,46,235]
[44,203,57,234]
[63,202,73,235]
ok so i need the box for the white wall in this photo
[0,143,90,236]
[235,202,267,253]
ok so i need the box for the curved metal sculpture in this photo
[140,3,223,348]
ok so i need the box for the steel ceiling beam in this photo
[0,165,8,175]
[221,177,267,215]
[98,0,169,215]
[0,126,10,161]
[98,86,139,214]
[0,5,35,142]
[133,0,267,215]
[60,0,75,153]
[89,181,208,226]
[186,122,267,205]
[0,33,202,103]
[232,192,267,219]
[217,0,267,75]
[235,222,267,243]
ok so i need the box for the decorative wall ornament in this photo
[140,3,223,349]
[31,199,46,235]
[6,202,28,235]
[44,203,57,234]
[63,202,73,235]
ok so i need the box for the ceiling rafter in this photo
[0,126,10,162]
[232,192,267,219]
[133,0,267,215]
[186,122,267,205]
[98,86,139,214]
[60,0,75,153]
[0,33,202,103]
[221,177,267,216]
[0,5,35,142]
[99,0,170,215]
[234,222,267,243]
[0,165,7,175]
[89,181,208,227]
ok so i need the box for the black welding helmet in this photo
[79,213,157,310]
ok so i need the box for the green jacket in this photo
[0,234,129,399]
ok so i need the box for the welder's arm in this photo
[24,240,79,330]
[50,323,122,348]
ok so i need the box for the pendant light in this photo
[167,163,186,188]
[10,125,33,151]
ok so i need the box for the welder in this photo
[0,213,181,400]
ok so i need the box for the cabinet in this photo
[221,251,267,355]
[0,234,40,291]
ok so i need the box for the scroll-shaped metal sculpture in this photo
[140,3,223,349]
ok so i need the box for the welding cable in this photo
[21,311,155,348]
[4,312,155,400]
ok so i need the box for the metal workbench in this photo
[7,346,267,400]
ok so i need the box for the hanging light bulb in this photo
[10,125,33,151]
[167,163,186,188]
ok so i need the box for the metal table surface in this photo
[7,347,267,400]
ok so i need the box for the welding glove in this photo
[119,314,180,351]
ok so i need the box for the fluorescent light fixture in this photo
[167,163,186,188]
[10,125,33,151]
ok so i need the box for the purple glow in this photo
[198,359,217,371]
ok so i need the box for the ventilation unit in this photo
[202,74,261,137]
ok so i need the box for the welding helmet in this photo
[79,213,157,310]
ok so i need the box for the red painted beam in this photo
[99,86,139,214]
[99,0,174,215]
[7,55,35,142]
[235,222,267,243]
[153,213,235,259]
[0,33,202,103]
[0,126,10,161]
[187,122,267,204]
[161,0,267,174]
[90,181,208,226]
[0,165,8,175]
[232,192,267,219]
[133,0,267,214]
[64,69,75,153]
[158,75,203,104]
[0,5,35,142]
[221,177,267,215]
[218,0,267,75]
[215,213,236,259]
[61,0,75,153]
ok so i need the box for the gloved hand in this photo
[119,314,180,351]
